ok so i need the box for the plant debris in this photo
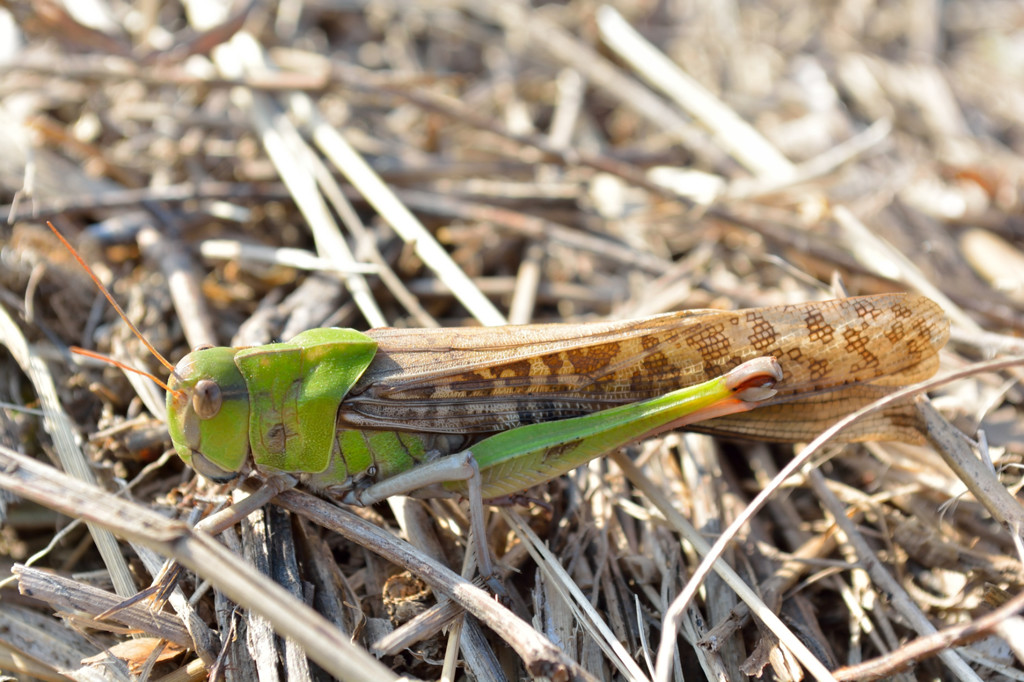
[2,2,1024,680]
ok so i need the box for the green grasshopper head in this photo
[166,346,252,482]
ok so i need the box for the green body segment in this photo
[447,371,747,499]
[234,328,377,474]
[309,429,427,490]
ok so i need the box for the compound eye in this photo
[193,343,214,352]
[192,379,222,420]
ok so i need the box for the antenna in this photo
[46,222,183,397]
[72,347,180,396]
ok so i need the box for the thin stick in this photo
[0,445,399,682]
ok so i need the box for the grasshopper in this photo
[164,295,947,507]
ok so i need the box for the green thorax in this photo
[234,328,377,474]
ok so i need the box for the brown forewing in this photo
[337,294,949,443]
